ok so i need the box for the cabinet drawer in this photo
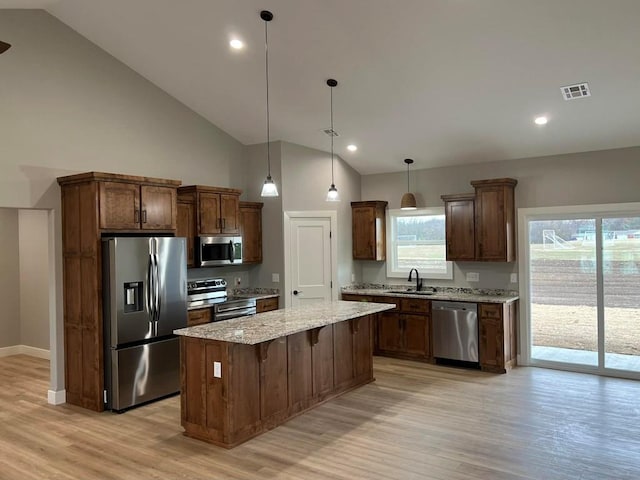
[257,297,279,313]
[374,296,400,312]
[341,294,373,302]
[187,308,212,326]
[400,298,430,314]
[479,303,502,320]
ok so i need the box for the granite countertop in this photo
[174,300,395,345]
[341,285,519,304]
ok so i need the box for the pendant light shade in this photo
[400,158,417,210]
[326,78,340,202]
[260,10,279,198]
[0,41,11,54]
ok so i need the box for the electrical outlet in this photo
[466,272,480,282]
[213,362,221,378]
[235,277,241,286]
[351,273,356,282]
[272,273,280,283]
[510,273,518,283]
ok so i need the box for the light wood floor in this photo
[2,355,640,480]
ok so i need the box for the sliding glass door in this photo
[602,217,640,372]
[521,205,640,378]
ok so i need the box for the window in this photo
[386,208,453,279]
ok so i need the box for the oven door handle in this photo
[214,308,256,322]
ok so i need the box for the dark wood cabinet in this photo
[472,178,517,262]
[351,201,388,261]
[177,200,196,267]
[256,297,279,313]
[342,293,430,361]
[441,193,476,261]
[57,172,181,411]
[478,302,517,373]
[441,178,517,262]
[99,181,177,231]
[187,308,212,327]
[180,314,375,447]
[239,202,263,264]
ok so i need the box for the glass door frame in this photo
[518,202,640,380]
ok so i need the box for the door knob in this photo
[293,290,302,295]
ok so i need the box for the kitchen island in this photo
[174,300,395,448]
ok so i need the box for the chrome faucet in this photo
[408,268,422,291]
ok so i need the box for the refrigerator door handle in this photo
[153,253,161,332]
[147,253,157,330]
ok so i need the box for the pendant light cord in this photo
[407,162,410,192]
[264,18,271,177]
[330,86,334,184]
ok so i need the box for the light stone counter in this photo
[341,287,519,304]
[174,300,394,345]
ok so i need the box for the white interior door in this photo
[288,216,333,307]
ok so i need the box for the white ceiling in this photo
[4,0,640,174]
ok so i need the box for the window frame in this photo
[385,207,453,280]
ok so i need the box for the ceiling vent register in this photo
[561,82,591,100]
[323,128,339,137]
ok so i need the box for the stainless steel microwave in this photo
[197,236,242,267]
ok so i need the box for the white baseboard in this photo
[48,389,66,405]
[0,345,50,359]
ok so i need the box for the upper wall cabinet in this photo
[99,181,178,231]
[440,193,476,261]
[239,201,263,264]
[351,201,388,261]
[177,186,242,237]
[441,178,517,262]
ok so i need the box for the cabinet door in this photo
[198,193,221,235]
[177,201,195,267]
[220,194,240,234]
[475,187,507,261]
[402,314,429,357]
[444,198,476,261]
[240,204,262,263]
[377,312,402,352]
[99,181,140,230]
[141,185,176,230]
[479,306,504,369]
[352,206,375,260]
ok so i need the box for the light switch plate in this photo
[272,273,280,283]
[510,273,518,283]
[466,272,480,282]
[213,361,221,378]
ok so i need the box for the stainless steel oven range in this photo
[187,278,256,321]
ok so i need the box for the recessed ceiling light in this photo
[347,144,358,152]
[534,116,548,125]
[229,39,244,50]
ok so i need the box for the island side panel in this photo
[260,337,289,422]
[353,315,374,383]
[227,343,261,445]
[287,331,313,414]
[333,320,355,390]
[311,326,335,398]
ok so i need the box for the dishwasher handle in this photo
[432,301,477,313]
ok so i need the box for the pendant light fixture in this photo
[0,41,11,54]
[326,79,340,202]
[260,10,278,198]
[400,158,417,210]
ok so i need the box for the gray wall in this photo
[361,146,640,289]
[19,210,50,350]
[0,209,20,348]
[280,141,362,289]
[0,10,247,392]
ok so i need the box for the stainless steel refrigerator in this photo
[102,237,187,412]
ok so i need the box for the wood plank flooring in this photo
[1,354,640,479]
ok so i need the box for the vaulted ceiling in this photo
[3,0,640,174]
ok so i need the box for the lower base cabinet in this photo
[180,314,374,448]
[343,293,517,372]
[479,302,517,373]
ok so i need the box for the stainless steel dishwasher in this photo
[432,301,478,363]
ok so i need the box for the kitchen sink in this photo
[387,290,435,296]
